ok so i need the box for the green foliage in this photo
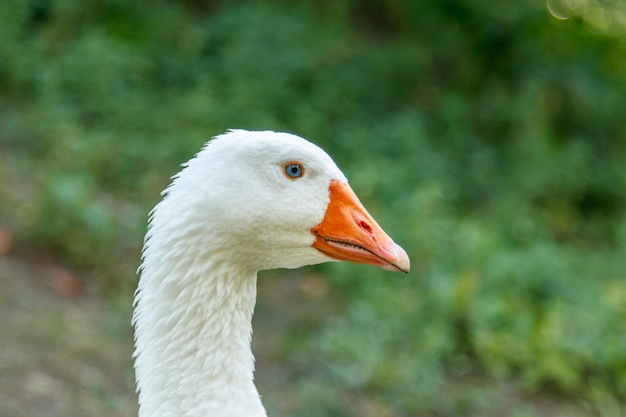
[1,0,626,414]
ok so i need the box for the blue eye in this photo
[284,162,304,179]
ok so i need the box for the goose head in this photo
[154,129,410,274]
[136,129,409,417]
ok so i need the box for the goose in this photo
[133,129,410,417]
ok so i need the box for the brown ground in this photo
[0,254,136,417]
[0,250,339,417]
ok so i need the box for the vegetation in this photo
[1,0,625,415]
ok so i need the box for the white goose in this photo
[133,130,410,417]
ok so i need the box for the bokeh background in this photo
[1,0,626,416]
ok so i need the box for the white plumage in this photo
[133,130,409,417]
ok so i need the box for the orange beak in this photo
[311,180,410,273]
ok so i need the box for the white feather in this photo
[133,130,348,417]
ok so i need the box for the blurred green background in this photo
[1,0,626,416]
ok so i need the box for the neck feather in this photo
[133,235,267,417]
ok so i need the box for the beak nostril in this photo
[359,220,373,234]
